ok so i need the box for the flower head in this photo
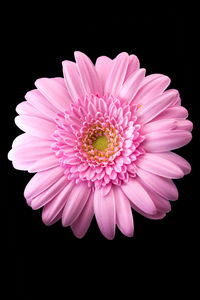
[8,52,192,239]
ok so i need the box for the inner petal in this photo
[92,134,108,151]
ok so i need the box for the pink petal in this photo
[62,182,91,226]
[124,54,140,81]
[25,89,58,120]
[94,187,116,240]
[35,78,71,112]
[136,90,179,124]
[136,152,184,178]
[42,181,74,225]
[136,167,178,201]
[71,192,94,238]
[15,115,56,139]
[118,68,146,102]
[141,119,177,134]
[152,106,188,121]
[74,51,103,96]
[95,56,113,90]
[30,175,68,210]
[24,166,64,202]
[174,119,193,131]
[133,74,171,106]
[28,155,59,173]
[62,60,85,102]
[113,185,134,237]
[142,130,192,152]
[121,177,157,215]
[156,152,191,175]
[129,201,166,220]
[104,52,129,97]
[16,101,52,121]
[11,133,47,148]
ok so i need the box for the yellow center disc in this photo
[92,135,108,151]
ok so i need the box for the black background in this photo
[6,4,198,298]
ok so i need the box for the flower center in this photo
[92,134,108,151]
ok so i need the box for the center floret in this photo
[92,134,108,151]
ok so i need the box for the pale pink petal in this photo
[142,130,192,152]
[152,106,188,121]
[42,181,74,225]
[74,51,103,96]
[136,90,179,124]
[133,74,171,105]
[28,154,59,173]
[95,56,113,90]
[12,160,34,171]
[11,133,46,148]
[71,192,94,238]
[137,167,178,201]
[104,52,129,97]
[25,89,58,120]
[118,69,146,102]
[24,166,64,202]
[124,54,140,81]
[121,177,157,215]
[94,187,116,240]
[62,182,91,226]
[16,101,52,120]
[156,152,191,175]
[30,175,68,210]
[113,185,134,237]
[136,152,184,178]
[141,119,176,134]
[174,119,193,131]
[62,61,85,102]
[35,78,71,112]
[15,115,56,139]
[130,201,166,220]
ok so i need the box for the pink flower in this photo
[8,52,193,239]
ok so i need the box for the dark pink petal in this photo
[121,177,157,215]
[94,187,116,240]
[62,182,91,226]
[113,185,134,237]
[71,192,94,238]
[74,51,103,96]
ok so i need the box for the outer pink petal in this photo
[62,60,85,102]
[25,89,58,120]
[28,155,59,173]
[71,192,94,238]
[30,175,68,210]
[156,152,191,175]
[124,54,140,81]
[62,182,91,226]
[136,152,184,178]
[42,181,74,225]
[121,177,157,215]
[141,119,177,134]
[74,51,103,96]
[35,78,71,112]
[136,167,178,201]
[152,106,188,121]
[133,74,171,106]
[142,130,192,152]
[104,52,129,97]
[95,56,113,91]
[136,90,179,124]
[118,68,146,103]
[129,201,166,220]
[94,187,116,240]
[16,101,52,121]
[24,166,64,202]
[15,115,56,139]
[113,185,134,237]
[11,133,47,148]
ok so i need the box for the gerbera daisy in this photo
[8,52,192,239]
